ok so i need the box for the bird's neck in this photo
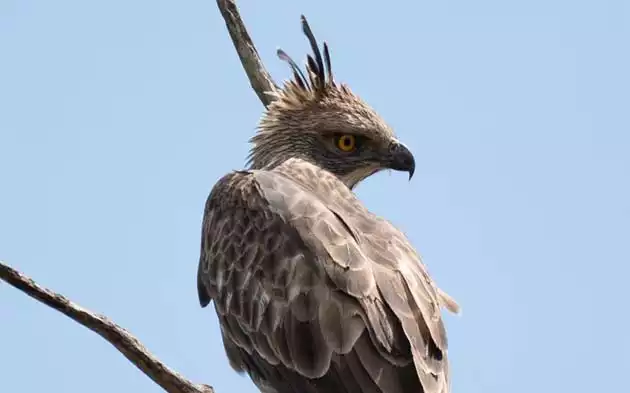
[247,131,370,190]
[247,148,296,172]
[249,154,370,191]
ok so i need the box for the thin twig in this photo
[0,261,214,393]
[217,0,278,107]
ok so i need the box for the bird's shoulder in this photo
[197,161,376,306]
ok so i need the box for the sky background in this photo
[1,0,629,392]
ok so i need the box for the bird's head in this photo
[248,16,415,190]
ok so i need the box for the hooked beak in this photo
[387,142,416,180]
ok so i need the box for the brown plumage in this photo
[197,15,459,393]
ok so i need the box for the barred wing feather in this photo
[197,159,455,393]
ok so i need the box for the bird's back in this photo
[198,159,454,393]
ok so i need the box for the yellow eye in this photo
[336,134,356,152]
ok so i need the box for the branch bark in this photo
[1,1,277,392]
[0,261,214,393]
[217,0,278,107]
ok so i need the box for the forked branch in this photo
[1,0,278,392]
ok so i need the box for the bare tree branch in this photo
[217,0,278,107]
[2,1,281,392]
[0,260,214,393]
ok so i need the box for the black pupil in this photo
[342,137,351,147]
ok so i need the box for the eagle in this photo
[197,15,459,393]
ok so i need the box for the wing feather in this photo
[197,159,457,393]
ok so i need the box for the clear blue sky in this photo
[1,1,628,392]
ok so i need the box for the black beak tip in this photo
[389,142,416,181]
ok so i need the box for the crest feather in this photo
[275,15,337,103]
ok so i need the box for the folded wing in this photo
[197,160,455,393]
